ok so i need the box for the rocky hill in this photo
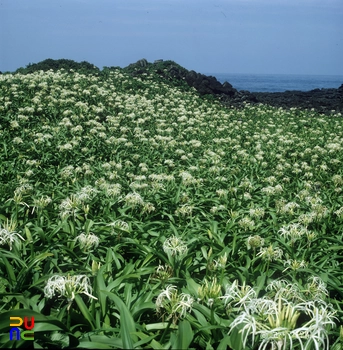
[8,58,342,114]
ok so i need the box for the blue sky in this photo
[1,0,342,75]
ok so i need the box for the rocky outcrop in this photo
[184,70,237,96]
[157,61,237,96]
[252,86,343,114]
[125,59,343,114]
[125,59,237,96]
[220,86,343,113]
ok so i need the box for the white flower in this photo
[156,285,193,323]
[332,174,343,186]
[277,202,300,215]
[108,220,129,231]
[32,195,52,214]
[243,192,252,200]
[13,137,23,144]
[59,195,81,219]
[216,189,227,198]
[278,223,308,243]
[238,217,255,231]
[174,293,194,318]
[228,278,337,350]
[101,183,121,197]
[122,192,144,207]
[156,284,178,310]
[249,208,265,219]
[10,120,20,128]
[142,202,155,214]
[297,212,316,226]
[75,233,99,251]
[213,253,228,270]
[283,259,307,272]
[305,276,329,300]
[154,264,173,282]
[266,280,302,302]
[44,274,97,303]
[247,235,265,250]
[257,245,283,262]
[221,280,257,309]
[175,204,194,217]
[163,235,188,258]
[76,186,98,202]
[229,311,258,347]
[264,176,277,185]
[0,221,25,250]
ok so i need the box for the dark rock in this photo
[252,88,343,114]
[183,70,236,96]
[125,58,149,71]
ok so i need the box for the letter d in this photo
[10,317,23,327]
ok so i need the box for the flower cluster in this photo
[75,233,100,251]
[0,220,25,250]
[44,274,97,306]
[155,285,194,324]
[257,245,283,262]
[163,235,188,258]
[226,279,337,350]
[198,277,222,307]
[247,235,265,250]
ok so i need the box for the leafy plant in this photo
[0,67,342,348]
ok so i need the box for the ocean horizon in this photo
[206,73,343,93]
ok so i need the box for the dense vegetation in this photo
[0,65,343,349]
[13,59,100,75]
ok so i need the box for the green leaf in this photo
[256,273,267,293]
[74,294,96,330]
[171,320,193,350]
[0,254,16,287]
[150,339,166,350]
[24,226,33,243]
[186,277,201,296]
[77,341,120,349]
[146,322,178,331]
[133,333,157,348]
[25,252,53,270]
[101,291,137,349]
[217,335,231,350]
[78,335,123,348]
[84,219,94,234]
[227,325,244,350]
[96,267,108,319]
[327,245,343,251]
[15,252,54,290]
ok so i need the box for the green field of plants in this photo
[0,67,342,349]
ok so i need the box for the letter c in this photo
[21,331,34,340]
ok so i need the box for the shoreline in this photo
[124,59,343,114]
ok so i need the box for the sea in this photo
[207,73,343,93]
